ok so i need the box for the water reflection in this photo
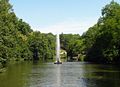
[0,62,120,87]
[82,64,120,87]
[56,65,61,87]
[0,62,32,87]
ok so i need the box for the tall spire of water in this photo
[54,34,62,64]
[56,34,60,62]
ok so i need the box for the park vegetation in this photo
[0,0,55,68]
[0,0,120,68]
[82,1,120,64]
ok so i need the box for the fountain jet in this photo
[54,34,62,64]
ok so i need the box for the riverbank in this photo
[0,68,6,73]
[0,58,26,73]
[0,63,6,73]
[0,63,3,72]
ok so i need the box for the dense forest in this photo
[0,0,56,68]
[0,0,120,68]
[83,1,120,64]
[61,1,120,64]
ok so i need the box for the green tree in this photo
[83,1,120,64]
[60,33,83,61]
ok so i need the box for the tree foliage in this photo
[83,1,120,64]
[1,0,120,66]
[0,0,55,67]
[60,33,83,60]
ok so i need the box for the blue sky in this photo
[10,0,120,35]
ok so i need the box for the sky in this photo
[10,0,120,35]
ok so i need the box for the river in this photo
[0,62,120,87]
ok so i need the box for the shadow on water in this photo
[81,63,120,87]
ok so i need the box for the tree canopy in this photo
[1,0,120,67]
[0,0,55,67]
[83,1,120,64]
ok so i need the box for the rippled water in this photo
[0,62,120,87]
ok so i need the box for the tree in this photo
[60,33,83,61]
[83,1,120,64]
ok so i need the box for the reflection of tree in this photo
[0,62,32,87]
[81,63,120,87]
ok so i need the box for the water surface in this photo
[0,62,120,87]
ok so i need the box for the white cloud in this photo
[32,18,98,35]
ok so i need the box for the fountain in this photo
[54,34,62,64]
